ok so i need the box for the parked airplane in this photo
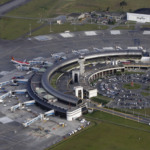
[11,57,30,66]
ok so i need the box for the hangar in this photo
[127,8,150,23]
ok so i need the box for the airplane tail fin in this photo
[11,56,14,60]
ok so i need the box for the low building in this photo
[85,88,98,98]
[127,8,150,23]
[67,108,82,121]
[57,20,62,24]
[67,13,81,22]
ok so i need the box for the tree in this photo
[120,1,127,8]
[106,7,110,12]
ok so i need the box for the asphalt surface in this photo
[89,102,150,125]
[0,30,150,71]
[0,0,31,15]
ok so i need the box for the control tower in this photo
[78,55,85,76]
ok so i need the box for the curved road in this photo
[0,0,31,15]
[89,102,150,125]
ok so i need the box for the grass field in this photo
[31,23,108,36]
[7,0,150,18]
[141,24,150,29]
[91,94,112,105]
[141,92,150,97]
[132,108,150,116]
[123,83,141,90]
[145,86,150,91]
[113,25,135,30]
[124,71,145,75]
[1,0,150,39]
[86,111,150,130]
[48,111,150,150]
[50,72,62,89]
[0,0,11,5]
[0,18,42,40]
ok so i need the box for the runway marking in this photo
[0,116,13,124]
[34,35,53,41]
[143,31,150,35]
[60,33,74,38]
[84,31,97,36]
[110,30,121,35]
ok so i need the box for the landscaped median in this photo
[91,94,112,105]
[50,72,63,89]
[113,25,135,30]
[123,83,141,90]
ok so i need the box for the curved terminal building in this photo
[27,49,148,121]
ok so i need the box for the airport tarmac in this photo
[0,30,150,71]
[0,69,81,150]
[0,30,150,150]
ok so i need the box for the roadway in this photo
[89,102,150,125]
[0,0,31,15]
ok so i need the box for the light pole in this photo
[50,22,52,33]
[29,24,31,36]
[98,24,100,30]
[74,18,76,31]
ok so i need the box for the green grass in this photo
[145,86,150,91]
[91,94,112,105]
[0,18,42,40]
[124,71,145,75]
[48,111,150,150]
[61,63,79,72]
[113,25,135,30]
[125,21,137,25]
[86,111,150,130]
[132,108,150,116]
[123,83,141,90]
[50,72,62,89]
[0,0,11,5]
[141,25,150,29]
[31,23,108,36]
[0,19,108,40]
[1,0,150,40]
[7,0,150,18]
[141,92,150,97]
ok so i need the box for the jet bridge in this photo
[11,100,35,112]
[23,110,54,127]
[0,91,12,103]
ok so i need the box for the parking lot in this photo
[97,70,150,109]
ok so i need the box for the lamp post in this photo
[29,24,31,36]
[50,21,52,32]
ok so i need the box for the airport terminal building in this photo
[27,49,149,121]
[127,8,150,23]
